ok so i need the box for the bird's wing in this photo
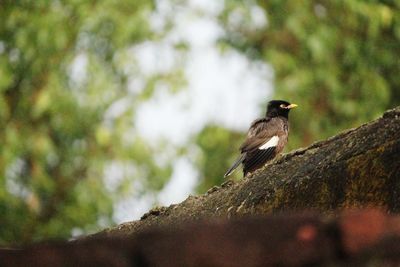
[223,119,270,177]
[240,117,288,174]
[240,118,281,153]
[243,147,276,174]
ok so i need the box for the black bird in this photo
[224,100,298,177]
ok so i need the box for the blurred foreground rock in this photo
[2,209,400,266]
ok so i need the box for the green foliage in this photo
[194,0,400,192]
[194,125,243,193]
[219,0,400,148]
[0,0,181,244]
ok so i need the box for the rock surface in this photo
[100,106,400,238]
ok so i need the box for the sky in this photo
[112,0,272,223]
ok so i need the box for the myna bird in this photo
[224,100,298,177]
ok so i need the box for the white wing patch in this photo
[259,136,279,150]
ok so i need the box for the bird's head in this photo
[266,100,298,119]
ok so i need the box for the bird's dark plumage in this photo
[224,100,297,177]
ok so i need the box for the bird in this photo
[224,100,298,177]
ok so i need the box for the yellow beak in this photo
[287,103,298,109]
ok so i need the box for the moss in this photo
[343,148,390,208]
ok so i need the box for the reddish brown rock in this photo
[2,210,400,267]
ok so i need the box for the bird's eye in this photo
[279,104,287,109]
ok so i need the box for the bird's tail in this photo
[224,154,245,177]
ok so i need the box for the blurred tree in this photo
[194,0,400,191]
[194,125,243,193]
[219,0,400,148]
[0,0,185,244]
